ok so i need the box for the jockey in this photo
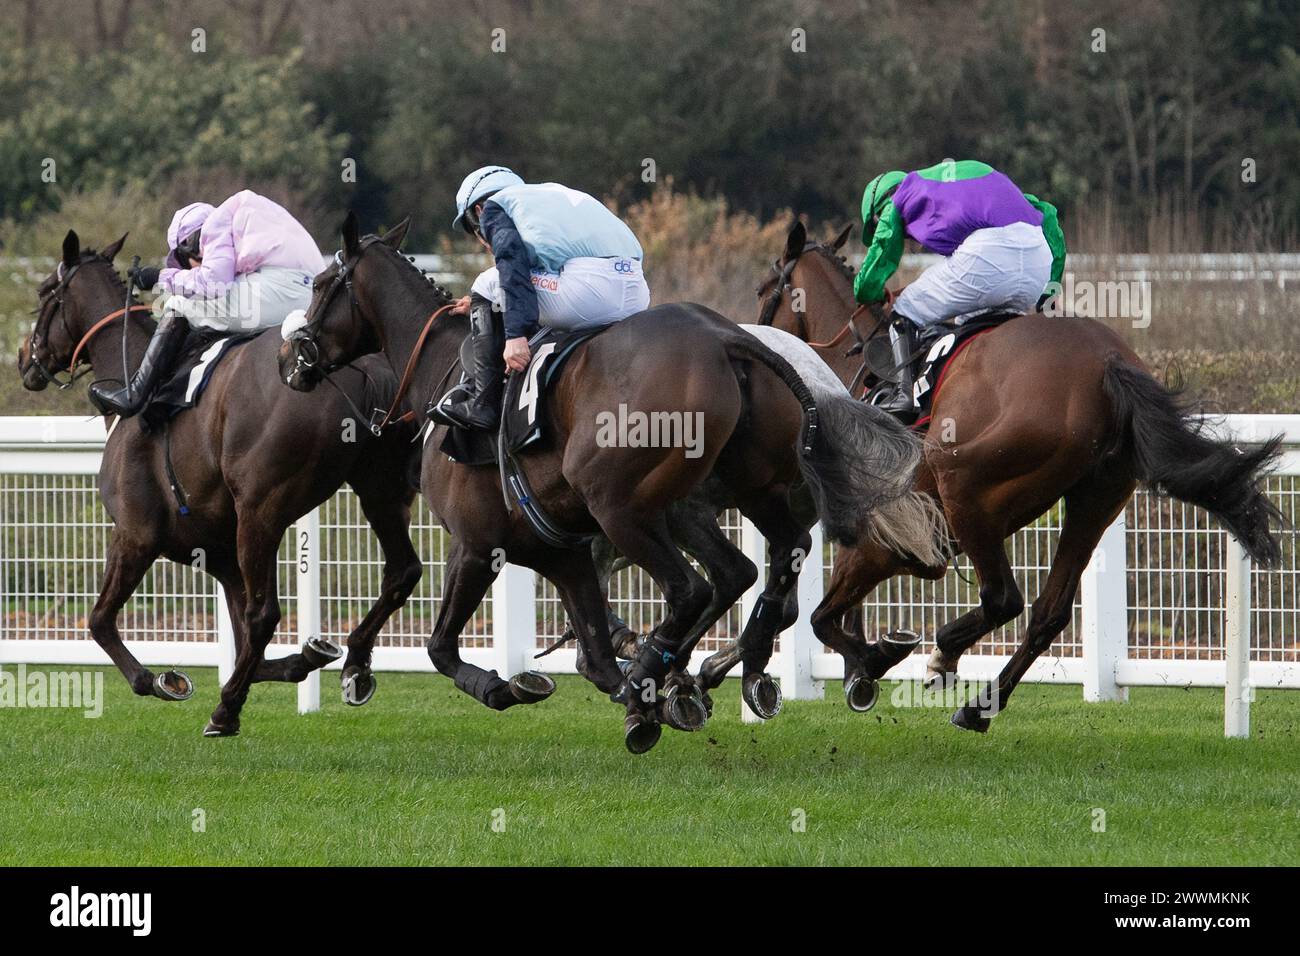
[853,160,1066,420]
[431,166,650,431]
[90,190,321,417]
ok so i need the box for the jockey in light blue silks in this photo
[431,166,650,431]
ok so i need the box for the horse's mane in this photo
[79,249,133,299]
[363,236,457,304]
[806,240,856,285]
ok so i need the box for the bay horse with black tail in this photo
[279,212,939,752]
[17,231,424,736]
[752,220,1284,730]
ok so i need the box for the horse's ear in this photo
[341,210,361,258]
[101,232,128,263]
[830,223,853,251]
[783,219,807,262]
[62,230,80,269]
[379,216,411,251]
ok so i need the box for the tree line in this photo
[1,0,1296,251]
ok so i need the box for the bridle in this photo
[28,258,152,389]
[756,240,880,350]
[286,238,456,434]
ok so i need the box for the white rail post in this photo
[739,517,767,723]
[775,522,825,701]
[1224,537,1252,739]
[296,508,322,715]
[215,584,236,686]
[1081,511,1129,703]
[493,562,536,679]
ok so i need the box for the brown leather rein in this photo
[375,302,457,432]
[68,304,155,372]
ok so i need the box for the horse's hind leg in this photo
[698,491,809,720]
[662,502,757,714]
[337,476,423,706]
[952,477,1133,732]
[595,508,714,752]
[89,533,194,701]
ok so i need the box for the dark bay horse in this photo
[17,231,424,736]
[279,213,940,751]
[751,220,1284,730]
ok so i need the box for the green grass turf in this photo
[1,667,1298,866]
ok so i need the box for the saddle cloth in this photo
[436,323,613,466]
[143,328,259,429]
[907,312,1017,432]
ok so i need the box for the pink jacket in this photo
[159,190,322,299]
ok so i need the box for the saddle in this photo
[866,312,1019,432]
[431,323,615,548]
[142,327,259,430]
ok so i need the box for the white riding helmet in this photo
[452,165,524,232]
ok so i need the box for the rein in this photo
[69,304,154,371]
[288,239,457,435]
[29,257,154,389]
[376,303,456,432]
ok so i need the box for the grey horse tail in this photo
[723,334,948,566]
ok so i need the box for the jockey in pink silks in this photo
[90,190,322,417]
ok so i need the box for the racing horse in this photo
[17,231,424,736]
[747,220,1284,729]
[279,213,942,751]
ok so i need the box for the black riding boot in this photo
[88,311,189,418]
[875,317,920,424]
[432,295,506,431]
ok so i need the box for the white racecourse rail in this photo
[1,413,1297,739]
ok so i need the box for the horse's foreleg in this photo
[89,534,194,701]
[924,508,1024,689]
[426,542,553,711]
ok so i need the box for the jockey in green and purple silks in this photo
[853,159,1066,420]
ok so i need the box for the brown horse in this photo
[278,213,940,751]
[751,220,1284,729]
[17,231,424,736]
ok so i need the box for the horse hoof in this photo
[202,719,239,738]
[844,673,880,713]
[624,713,662,754]
[662,691,709,732]
[951,705,992,733]
[509,671,556,704]
[923,648,957,690]
[153,669,194,701]
[881,629,923,660]
[612,627,641,661]
[302,637,343,669]
[741,672,782,720]
[341,670,377,707]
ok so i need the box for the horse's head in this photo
[18,229,131,391]
[278,210,411,391]
[755,220,885,386]
[755,219,871,332]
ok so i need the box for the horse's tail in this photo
[725,335,948,565]
[1101,356,1284,566]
